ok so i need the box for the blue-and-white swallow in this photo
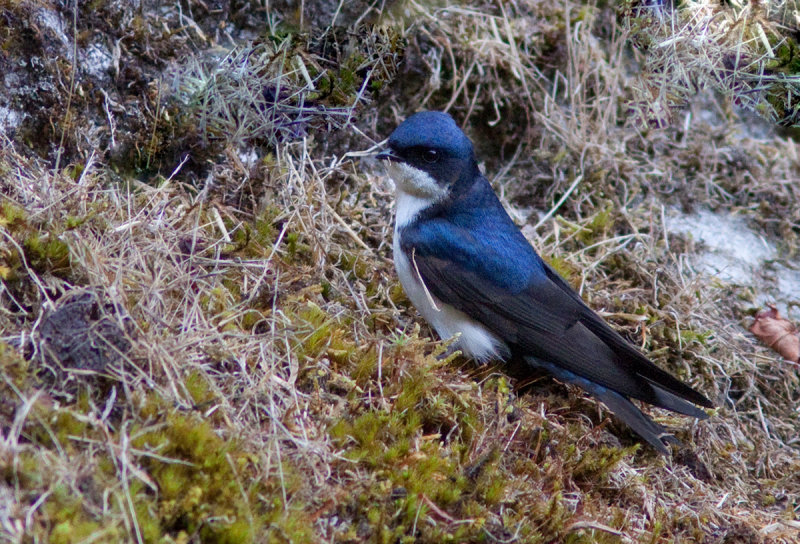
[377,111,712,454]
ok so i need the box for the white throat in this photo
[385,161,448,228]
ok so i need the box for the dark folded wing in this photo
[405,247,712,411]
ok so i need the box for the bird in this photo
[376,110,713,454]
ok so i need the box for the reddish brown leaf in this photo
[749,304,800,362]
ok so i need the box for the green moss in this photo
[389,283,408,305]
[53,410,90,445]
[255,205,281,241]
[577,203,614,245]
[0,341,31,389]
[283,231,311,260]
[2,450,45,490]
[184,371,216,406]
[240,309,266,331]
[129,412,263,540]
[0,201,27,228]
[291,302,357,368]
[326,341,514,541]
[678,328,713,346]
[545,255,581,289]
[647,518,665,544]
[769,38,800,74]
[568,444,631,485]
[136,389,171,420]
[86,403,314,542]
[44,484,106,543]
[230,205,283,260]
[23,232,71,275]
[220,277,242,299]
[338,250,370,280]
[133,497,163,543]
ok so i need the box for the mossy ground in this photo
[1,0,799,542]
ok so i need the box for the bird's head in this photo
[378,111,478,200]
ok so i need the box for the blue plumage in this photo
[402,181,545,293]
[378,111,713,454]
[387,111,473,160]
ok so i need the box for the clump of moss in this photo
[131,411,267,540]
[18,383,321,543]
[1,201,72,278]
[327,347,501,542]
[311,24,404,106]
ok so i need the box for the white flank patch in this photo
[393,236,507,363]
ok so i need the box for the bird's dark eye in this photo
[422,149,439,163]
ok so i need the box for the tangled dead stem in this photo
[0,0,799,542]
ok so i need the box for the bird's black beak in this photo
[376,148,400,162]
